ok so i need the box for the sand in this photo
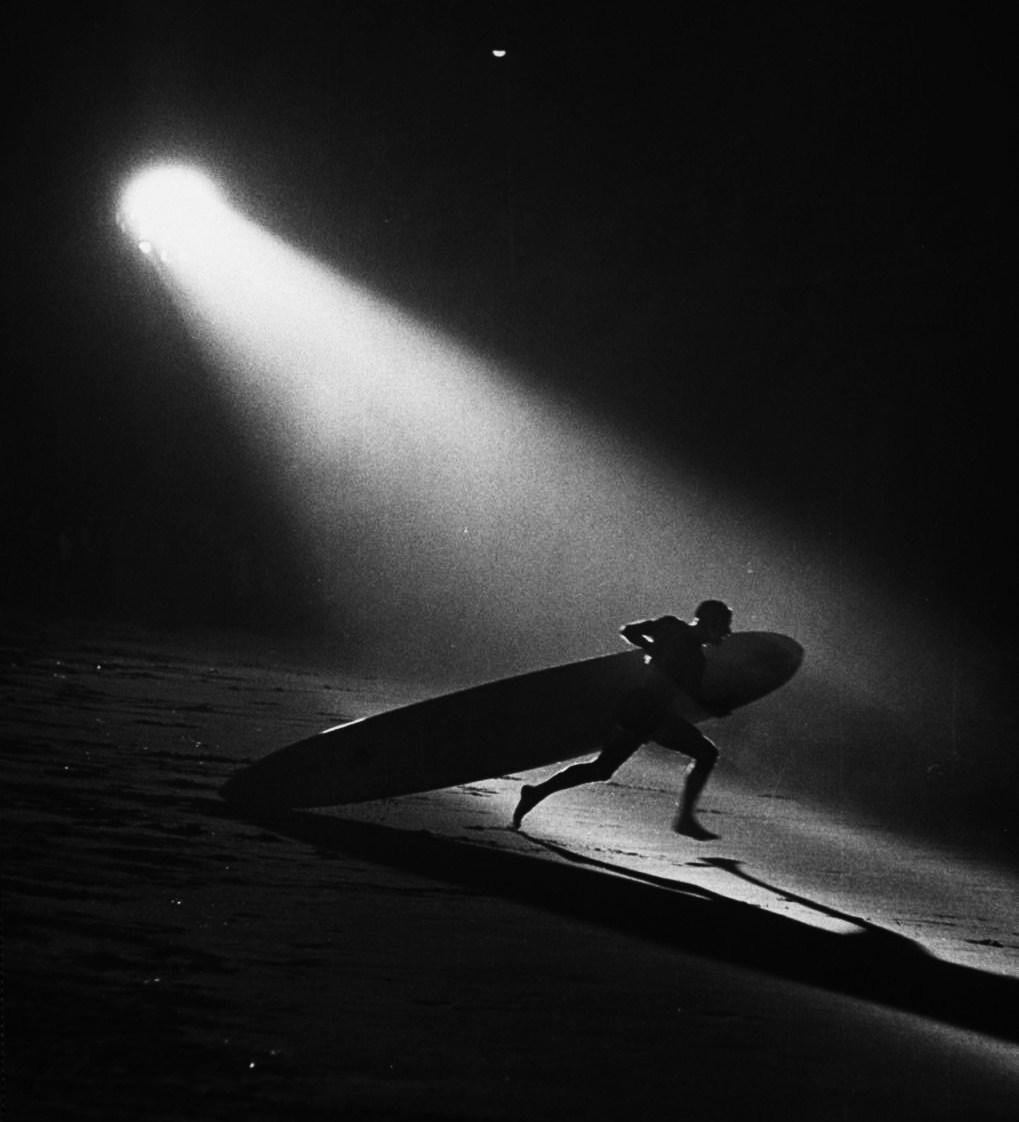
[3,616,1017,1120]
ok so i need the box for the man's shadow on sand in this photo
[226,805,1016,1044]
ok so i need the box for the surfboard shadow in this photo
[521,839,922,954]
[231,807,1017,1044]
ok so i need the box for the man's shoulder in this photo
[651,614,685,629]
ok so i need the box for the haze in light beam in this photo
[119,166,974,754]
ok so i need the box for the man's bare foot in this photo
[512,784,540,830]
[673,816,719,841]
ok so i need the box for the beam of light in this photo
[115,163,988,763]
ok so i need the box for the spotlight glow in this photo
[118,165,227,256]
[115,162,982,760]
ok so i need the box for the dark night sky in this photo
[6,4,1011,664]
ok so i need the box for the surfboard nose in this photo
[770,633,805,676]
[753,632,805,691]
[699,631,804,708]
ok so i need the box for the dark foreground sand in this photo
[3,618,1017,1121]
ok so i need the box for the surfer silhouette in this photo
[512,600,734,840]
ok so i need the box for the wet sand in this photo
[3,617,1017,1120]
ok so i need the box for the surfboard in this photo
[220,631,803,810]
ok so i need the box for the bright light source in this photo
[118,165,226,255]
[492,49,507,58]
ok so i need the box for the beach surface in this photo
[3,618,1017,1120]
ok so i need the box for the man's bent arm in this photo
[620,620,657,651]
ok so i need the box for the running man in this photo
[511,600,734,839]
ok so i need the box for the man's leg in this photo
[512,729,642,829]
[654,719,720,840]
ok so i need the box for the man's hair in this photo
[695,599,733,623]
